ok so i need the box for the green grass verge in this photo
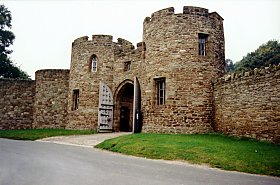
[96,133,280,176]
[0,129,96,140]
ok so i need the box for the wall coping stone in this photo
[213,63,280,84]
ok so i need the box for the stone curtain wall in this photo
[0,79,35,130]
[213,65,280,143]
[33,70,69,128]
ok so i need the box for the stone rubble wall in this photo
[67,35,115,130]
[112,41,144,131]
[0,6,278,143]
[0,79,35,130]
[67,34,144,130]
[33,69,69,128]
[213,64,280,143]
[142,6,225,134]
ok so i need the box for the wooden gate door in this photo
[98,81,114,132]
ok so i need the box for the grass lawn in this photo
[0,129,96,140]
[96,133,280,177]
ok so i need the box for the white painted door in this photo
[98,81,114,132]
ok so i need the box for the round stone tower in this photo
[66,35,115,130]
[141,6,225,133]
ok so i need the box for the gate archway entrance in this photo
[115,81,134,132]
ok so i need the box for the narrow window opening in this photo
[198,34,208,56]
[124,61,131,71]
[72,89,79,110]
[155,78,166,105]
[92,57,97,72]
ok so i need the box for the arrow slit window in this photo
[72,89,79,110]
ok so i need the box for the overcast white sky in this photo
[3,0,280,79]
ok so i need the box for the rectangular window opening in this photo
[124,61,131,71]
[72,89,79,110]
[155,78,166,105]
[198,33,208,56]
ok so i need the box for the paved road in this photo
[37,132,131,147]
[0,139,279,185]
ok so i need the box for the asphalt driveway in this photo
[0,138,279,185]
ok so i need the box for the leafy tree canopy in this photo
[233,40,280,73]
[0,4,29,79]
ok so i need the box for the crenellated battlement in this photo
[151,7,174,18]
[183,6,208,16]
[113,38,145,57]
[144,7,174,23]
[214,63,280,84]
[144,6,220,24]
[115,38,135,50]
[72,34,113,46]
[209,12,224,21]
[73,36,89,44]
[136,42,146,51]
[92,34,113,44]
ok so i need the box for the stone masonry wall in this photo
[213,65,280,143]
[67,35,144,131]
[1,6,279,143]
[112,40,144,131]
[142,6,225,134]
[67,35,115,130]
[33,69,69,128]
[0,79,35,130]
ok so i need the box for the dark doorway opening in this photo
[115,82,134,132]
[120,106,130,131]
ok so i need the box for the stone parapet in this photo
[214,63,280,84]
[183,6,209,16]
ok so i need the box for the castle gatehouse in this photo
[64,6,225,133]
[1,6,279,143]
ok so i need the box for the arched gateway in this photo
[114,80,134,132]
[98,78,142,133]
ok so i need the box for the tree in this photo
[0,4,29,79]
[234,40,280,72]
